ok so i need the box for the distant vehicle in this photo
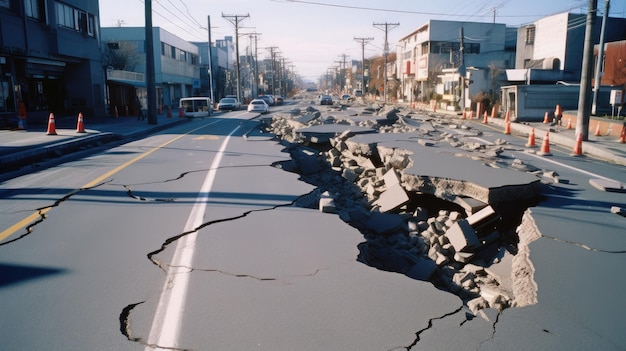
[217,97,240,111]
[179,97,213,118]
[353,89,363,97]
[319,95,333,105]
[340,94,352,100]
[257,95,275,106]
[274,95,284,105]
[247,99,270,114]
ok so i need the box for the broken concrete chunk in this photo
[366,212,404,235]
[406,258,437,281]
[589,178,625,192]
[319,191,336,213]
[373,183,410,213]
[610,206,626,217]
[382,169,400,187]
[446,219,481,253]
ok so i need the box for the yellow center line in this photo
[0,121,220,242]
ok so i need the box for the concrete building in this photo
[508,12,626,84]
[101,27,200,115]
[0,0,105,125]
[396,20,516,111]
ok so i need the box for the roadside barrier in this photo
[46,113,57,135]
[76,113,86,133]
[525,128,536,147]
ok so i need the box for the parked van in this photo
[179,97,213,118]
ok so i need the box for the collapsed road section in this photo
[266,101,544,316]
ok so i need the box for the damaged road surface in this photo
[1,99,625,350]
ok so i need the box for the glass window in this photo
[25,0,43,19]
[0,0,10,9]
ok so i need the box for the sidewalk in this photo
[409,105,626,166]
[0,112,189,173]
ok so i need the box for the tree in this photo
[104,41,142,71]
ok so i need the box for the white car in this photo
[247,99,269,114]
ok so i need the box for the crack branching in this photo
[405,304,465,350]
[0,181,112,246]
[146,188,315,271]
[476,310,502,350]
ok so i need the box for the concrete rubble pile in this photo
[266,103,544,316]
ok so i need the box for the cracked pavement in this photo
[1,100,625,350]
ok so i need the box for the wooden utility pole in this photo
[222,13,250,102]
[373,22,399,103]
[576,0,598,141]
[354,36,373,92]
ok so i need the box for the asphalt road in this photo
[1,99,625,350]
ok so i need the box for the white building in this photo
[396,20,515,111]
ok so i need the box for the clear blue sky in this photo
[99,0,624,82]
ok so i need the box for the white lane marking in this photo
[145,125,240,350]
[524,152,619,182]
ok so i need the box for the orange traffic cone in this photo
[46,113,57,135]
[167,106,172,118]
[469,111,475,119]
[504,120,511,134]
[491,106,496,118]
[593,121,602,136]
[461,110,466,119]
[179,107,184,118]
[565,118,572,129]
[114,106,119,118]
[76,112,86,133]
[619,125,625,144]
[538,131,552,156]
[476,102,481,119]
[571,133,583,156]
[543,112,550,124]
[482,111,488,124]
[504,110,510,123]
[525,128,536,147]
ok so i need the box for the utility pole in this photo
[335,54,349,94]
[145,0,157,124]
[354,36,373,92]
[222,13,249,102]
[265,46,279,95]
[373,22,399,103]
[207,16,215,105]
[459,27,466,111]
[592,0,610,115]
[576,0,598,141]
[247,32,261,97]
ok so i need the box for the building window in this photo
[55,2,96,37]
[1,0,10,9]
[525,26,535,45]
[25,0,44,19]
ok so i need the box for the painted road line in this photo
[0,120,222,243]
[145,125,240,351]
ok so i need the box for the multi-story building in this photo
[396,20,516,111]
[101,27,200,114]
[510,12,626,84]
[0,0,105,124]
